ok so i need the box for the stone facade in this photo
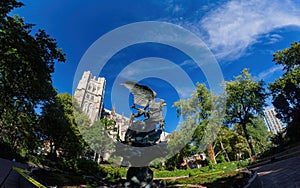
[74,71,106,123]
[74,71,130,139]
[74,71,168,143]
[102,106,130,141]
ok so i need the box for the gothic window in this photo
[87,103,92,113]
[88,103,94,115]
[88,84,92,91]
[91,95,94,101]
[93,84,96,92]
[83,102,88,113]
[86,93,90,99]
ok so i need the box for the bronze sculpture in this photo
[115,81,168,187]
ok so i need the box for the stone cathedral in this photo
[74,71,106,123]
[74,71,130,140]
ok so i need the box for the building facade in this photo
[74,71,106,123]
[74,71,168,143]
[74,71,130,139]
[101,106,130,141]
[264,108,284,134]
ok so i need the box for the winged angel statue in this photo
[114,81,168,184]
[121,81,166,145]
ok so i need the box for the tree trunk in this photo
[219,140,230,162]
[93,151,97,162]
[208,144,217,164]
[241,123,256,158]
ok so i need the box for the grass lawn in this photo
[153,161,251,187]
[30,160,250,187]
[165,170,251,187]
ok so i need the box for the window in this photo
[83,102,88,113]
[87,103,91,113]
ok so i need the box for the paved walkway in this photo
[252,155,300,188]
[0,158,35,188]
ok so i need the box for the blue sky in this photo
[13,0,300,132]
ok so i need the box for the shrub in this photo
[58,158,102,175]
[237,159,250,168]
[100,165,122,183]
[216,154,226,163]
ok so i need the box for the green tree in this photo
[40,93,86,159]
[269,42,300,141]
[167,83,223,166]
[213,126,234,162]
[232,117,271,158]
[0,0,65,157]
[225,69,267,158]
[173,83,217,150]
[247,117,271,155]
[78,118,115,162]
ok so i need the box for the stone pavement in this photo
[0,158,36,188]
[252,155,300,188]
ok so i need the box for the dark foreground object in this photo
[116,81,168,187]
[126,167,153,187]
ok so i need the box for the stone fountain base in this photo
[126,166,153,187]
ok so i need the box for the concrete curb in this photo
[244,171,262,188]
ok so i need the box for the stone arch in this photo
[83,102,88,113]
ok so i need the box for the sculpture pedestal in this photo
[126,166,153,187]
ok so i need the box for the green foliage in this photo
[60,158,101,175]
[158,161,251,187]
[270,130,285,147]
[41,157,122,182]
[237,159,250,168]
[167,83,223,167]
[225,69,267,125]
[229,118,271,159]
[78,118,115,157]
[100,118,117,135]
[150,158,166,170]
[100,165,122,182]
[154,168,189,178]
[213,126,237,161]
[40,93,87,159]
[0,0,24,19]
[166,171,250,187]
[154,161,246,178]
[273,41,300,72]
[269,42,300,142]
[0,139,25,161]
[225,69,267,156]
[215,154,226,163]
[247,117,271,154]
[0,0,65,158]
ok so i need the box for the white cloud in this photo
[258,65,283,80]
[266,34,283,44]
[200,0,300,61]
[176,86,194,98]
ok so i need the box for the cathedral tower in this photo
[74,71,106,123]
